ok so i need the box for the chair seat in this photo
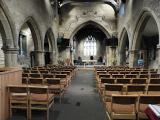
[11,93,27,101]
[31,93,54,102]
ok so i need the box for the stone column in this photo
[157,45,160,73]
[3,48,19,67]
[129,49,138,67]
[50,50,58,65]
[106,46,117,66]
[34,50,45,66]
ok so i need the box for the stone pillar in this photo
[3,48,19,67]
[157,45,160,73]
[117,51,123,66]
[50,50,58,65]
[129,49,138,67]
[106,46,117,66]
[34,50,45,66]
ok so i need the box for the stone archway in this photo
[131,10,160,68]
[44,28,57,65]
[18,17,43,67]
[0,5,17,67]
[70,20,111,40]
[68,21,111,66]
[118,28,129,66]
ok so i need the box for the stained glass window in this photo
[84,36,96,56]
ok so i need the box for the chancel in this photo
[0,0,160,120]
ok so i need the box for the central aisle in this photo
[54,69,107,120]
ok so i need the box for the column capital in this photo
[33,50,45,53]
[2,47,19,54]
[129,49,139,54]
[157,45,160,49]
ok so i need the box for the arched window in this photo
[84,36,96,56]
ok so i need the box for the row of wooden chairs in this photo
[22,75,69,102]
[105,94,160,120]
[22,73,70,87]
[98,78,160,87]
[94,66,157,71]
[8,85,54,120]
[96,71,158,76]
[97,73,160,81]
[95,66,160,120]
[101,84,160,100]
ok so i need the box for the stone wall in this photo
[0,34,4,67]
[118,0,160,69]
[0,0,58,66]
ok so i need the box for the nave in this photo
[10,69,106,120]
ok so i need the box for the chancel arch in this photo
[68,21,112,66]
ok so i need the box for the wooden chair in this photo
[132,78,147,84]
[138,95,160,119]
[150,73,160,78]
[29,78,44,85]
[39,70,49,74]
[8,85,28,119]
[112,74,124,78]
[111,95,138,120]
[23,70,30,73]
[22,73,29,77]
[116,78,131,84]
[46,78,65,103]
[104,84,124,102]
[30,70,39,73]
[125,74,137,78]
[139,74,149,79]
[55,74,68,87]
[109,71,119,75]
[130,71,139,75]
[149,78,160,84]
[140,71,148,74]
[29,73,41,78]
[22,77,29,84]
[98,74,110,82]
[28,86,54,120]
[119,71,130,75]
[126,84,146,95]
[99,78,115,95]
[43,74,54,79]
[147,84,160,95]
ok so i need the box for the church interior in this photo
[0,0,160,120]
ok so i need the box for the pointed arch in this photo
[0,4,15,48]
[70,20,111,39]
[44,28,57,65]
[19,16,42,51]
[119,27,129,53]
[118,27,129,65]
[132,9,160,50]
[131,9,160,67]
[44,28,56,52]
